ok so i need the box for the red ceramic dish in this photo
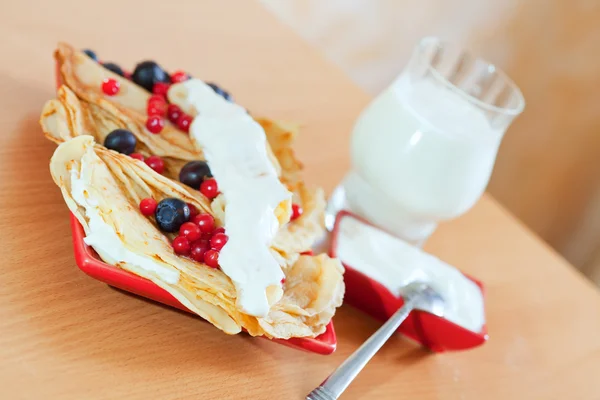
[70,214,337,354]
[57,62,336,355]
[330,211,488,352]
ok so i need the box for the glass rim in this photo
[419,36,525,116]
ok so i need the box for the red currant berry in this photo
[147,101,167,117]
[148,94,166,104]
[152,82,171,97]
[281,277,286,284]
[176,114,193,133]
[192,213,215,234]
[213,227,226,235]
[144,155,165,174]
[172,236,191,255]
[179,222,201,242]
[210,233,228,251]
[171,71,188,83]
[130,153,144,161]
[146,115,165,134]
[200,178,219,199]
[101,78,120,96]
[204,249,220,268]
[139,198,157,216]
[196,238,210,248]
[187,203,199,219]
[167,104,182,124]
[291,203,303,221]
[201,232,214,240]
[190,240,209,262]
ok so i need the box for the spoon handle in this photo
[306,296,418,400]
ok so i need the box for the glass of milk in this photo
[327,37,525,245]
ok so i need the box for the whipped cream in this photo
[336,216,485,332]
[168,80,290,317]
[71,156,180,284]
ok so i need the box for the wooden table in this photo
[1,1,599,399]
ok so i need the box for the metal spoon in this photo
[306,282,445,400]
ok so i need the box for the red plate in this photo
[70,214,337,354]
[57,61,335,355]
[330,211,488,352]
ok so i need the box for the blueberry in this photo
[102,62,124,77]
[207,82,232,101]
[104,129,137,155]
[179,161,212,189]
[155,198,190,233]
[132,61,170,92]
[82,49,98,61]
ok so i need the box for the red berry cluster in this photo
[146,94,166,134]
[99,66,194,135]
[173,212,228,268]
[130,152,165,174]
[138,199,227,269]
[144,72,195,135]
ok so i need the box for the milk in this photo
[341,76,503,243]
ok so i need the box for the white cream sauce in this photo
[168,80,290,317]
[71,156,180,284]
[336,216,485,332]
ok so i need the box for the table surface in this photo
[1,1,600,399]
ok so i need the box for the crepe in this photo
[51,136,344,338]
[42,44,325,256]
[53,43,199,160]
[47,42,282,178]
[42,43,344,338]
